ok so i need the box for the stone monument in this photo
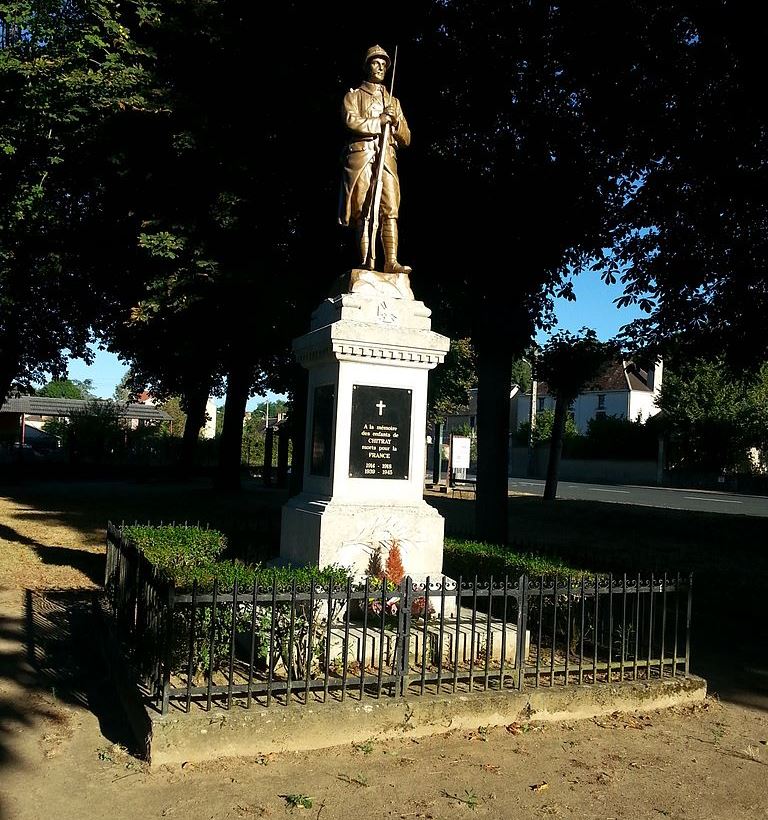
[279,45,450,583]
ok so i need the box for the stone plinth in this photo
[327,608,530,670]
[280,272,450,580]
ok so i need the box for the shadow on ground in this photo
[24,589,140,754]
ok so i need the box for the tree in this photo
[536,330,617,500]
[427,339,477,426]
[606,5,768,370]
[515,409,580,448]
[511,358,533,395]
[0,0,156,400]
[159,396,186,439]
[656,360,768,474]
[37,378,94,400]
[113,372,133,403]
[406,2,688,542]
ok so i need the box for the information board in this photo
[452,436,471,470]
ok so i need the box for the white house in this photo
[516,359,663,435]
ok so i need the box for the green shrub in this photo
[443,537,590,580]
[119,524,352,679]
[122,524,226,575]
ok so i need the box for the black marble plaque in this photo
[349,385,412,480]
[310,384,335,476]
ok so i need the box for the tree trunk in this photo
[0,337,21,403]
[179,381,210,471]
[474,339,513,544]
[216,362,250,492]
[543,395,568,501]
[288,367,307,498]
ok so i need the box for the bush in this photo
[123,524,226,574]
[516,410,580,447]
[120,524,352,680]
[443,537,590,580]
[581,415,658,460]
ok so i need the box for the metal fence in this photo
[105,523,693,715]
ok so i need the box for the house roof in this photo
[0,396,171,421]
[533,360,653,397]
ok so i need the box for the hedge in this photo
[121,524,350,590]
[443,537,591,580]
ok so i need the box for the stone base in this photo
[280,493,445,580]
[329,269,415,301]
[327,608,528,669]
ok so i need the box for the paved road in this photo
[507,477,768,517]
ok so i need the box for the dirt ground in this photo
[1,482,767,819]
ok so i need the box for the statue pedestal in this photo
[279,272,450,583]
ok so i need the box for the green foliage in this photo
[240,401,291,466]
[283,794,313,810]
[0,0,157,396]
[37,379,93,399]
[122,524,226,573]
[443,537,589,580]
[517,412,658,460]
[657,359,768,473]
[537,330,619,404]
[580,414,658,461]
[516,409,580,446]
[64,400,125,460]
[113,371,133,403]
[159,396,186,438]
[37,378,95,399]
[428,339,477,425]
[120,523,352,678]
[41,399,168,463]
[510,357,533,394]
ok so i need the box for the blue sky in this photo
[64,273,640,406]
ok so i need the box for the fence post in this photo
[161,583,175,715]
[263,428,274,486]
[516,574,529,690]
[399,578,413,697]
[685,572,693,676]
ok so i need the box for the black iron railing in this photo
[105,523,693,715]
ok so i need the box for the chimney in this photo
[648,358,663,395]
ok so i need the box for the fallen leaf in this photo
[530,782,550,793]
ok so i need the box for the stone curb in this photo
[147,675,706,768]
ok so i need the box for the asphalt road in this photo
[507,477,768,517]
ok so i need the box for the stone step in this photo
[328,608,530,670]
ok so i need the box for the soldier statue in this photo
[338,45,411,275]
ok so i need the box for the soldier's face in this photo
[367,58,388,83]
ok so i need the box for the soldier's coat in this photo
[338,81,411,227]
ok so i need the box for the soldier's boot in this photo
[381,218,412,275]
[355,220,372,269]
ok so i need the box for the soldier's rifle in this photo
[364,45,398,271]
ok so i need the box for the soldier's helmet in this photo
[364,45,391,69]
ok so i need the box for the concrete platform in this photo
[145,675,706,767]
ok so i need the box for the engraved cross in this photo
[376,400,386,416]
